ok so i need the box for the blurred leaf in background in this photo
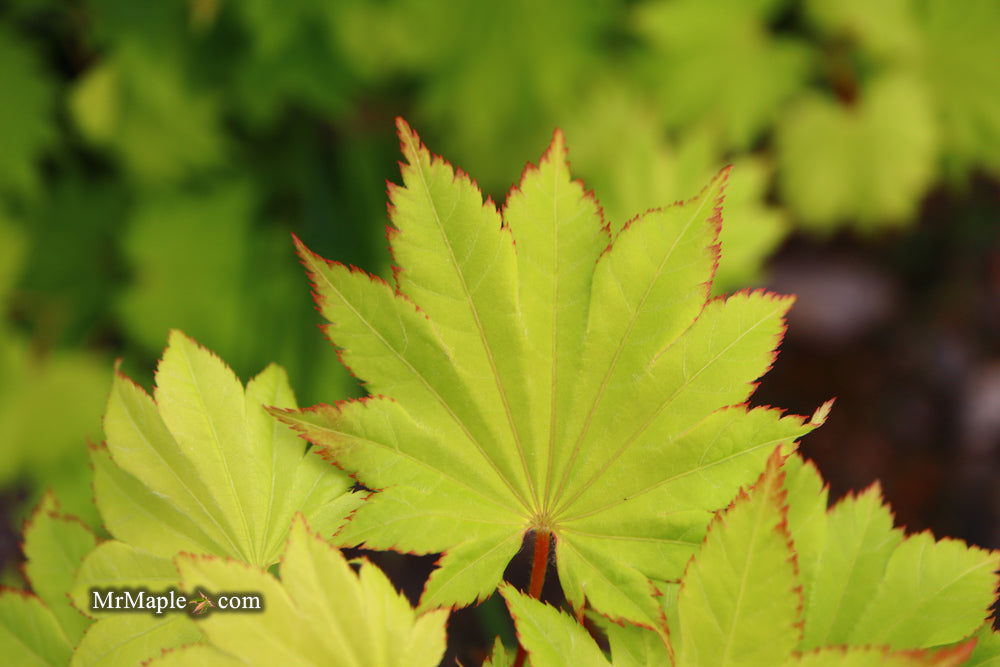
[633,0,814,151]
[777,74,937,229]
[0,215,106,529]
[917,0,1000,179]
[565,82,787,292]
[0,27,54,198]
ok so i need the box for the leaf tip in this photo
[810,398,835,426]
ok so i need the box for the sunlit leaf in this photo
[675,451,800,666]
[162,516,448,666]
[98,330,359,567]
[70,541,199,667]
[277,121,822,628]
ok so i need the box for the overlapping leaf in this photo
[70,542,199,667]
[501,452,986,666]
[674,451,800,666]
[151,516,448,666]
[965,623,1000,666]
[96,330,360,568]
[278,121,825,626]
[21,495,97,644]
[564,83,787,292]
[0,591,73,666]
[782,453,999,651]
[0,495,96,663]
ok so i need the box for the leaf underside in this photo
[279,119,826,626]
[501,452,990,667]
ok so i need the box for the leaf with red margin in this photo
[675,449,801,666]
[169,516,448,666]
[500,451,987,666]
[0,494,97,661]
[501,586,611,667]
[964,623,1000,666]
[483,637,517,667]
[786,642,976,666]
[22,492,97,644]
[781,454,1000,651]
[276,119,825,628]
[590,609,672,666]
[98,331,360,568]
[500,588,976,667]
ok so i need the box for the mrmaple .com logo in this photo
[90,588,263,616]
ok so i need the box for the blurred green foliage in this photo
[0,0,997,539]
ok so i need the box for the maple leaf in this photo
[70,541,200,666]
[149,516,448,666]
[21,493,97,644]
[0,494,96,664]
[96,330,360,568]
[782,453,1000,651]
[776,74,937,230]
[277,120,825,627]
[632,0,812,151]
[500,452,981,667]
[563,83,788,293]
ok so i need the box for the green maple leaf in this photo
[919,0,1000,178]
[96,330,360,568]
[0,494,96,664]
[673,450,800,665]
[70,542,199,666]
[965,623,1000,665]
[0,591,73,666]
[564,83,787,292]
[782,453,999,652]
[149,516,448,666]
[21,494,97,644]
[776,73,937,230]
[632,0,813,151]
[277,120,825,627]
[501,452,982,667]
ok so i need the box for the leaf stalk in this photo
[514,529,551,667]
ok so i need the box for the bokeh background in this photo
[1,0,998,661]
